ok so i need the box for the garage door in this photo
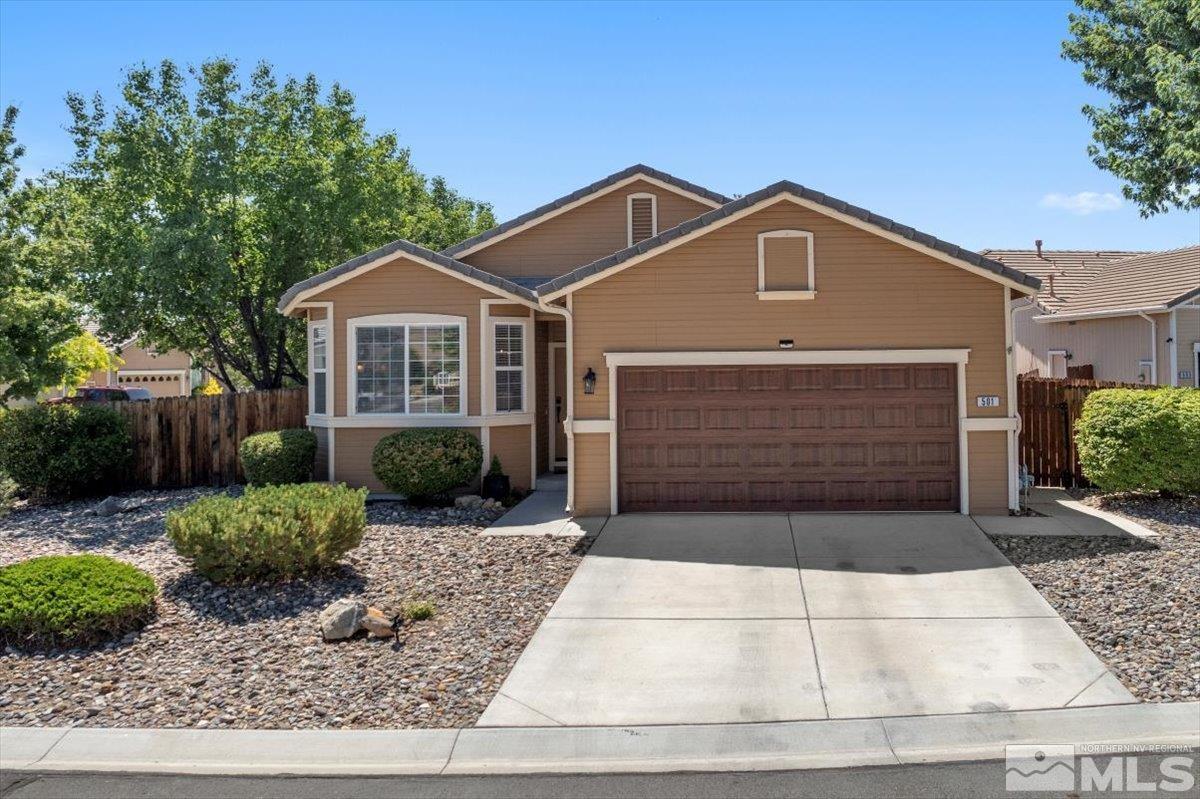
[617,364,959,512]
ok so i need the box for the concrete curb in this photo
[2,702,1196,776]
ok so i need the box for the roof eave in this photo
[1032,305,1171,323]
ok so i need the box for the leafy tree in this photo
[0,106,85,403]
[1062,0,1200,215]
[55,332,121,394]
[66,59,495,389]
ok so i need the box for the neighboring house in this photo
[983,245,1200,386]
[67,323,201,399]
[279,164,1043,516]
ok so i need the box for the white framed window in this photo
[627,193,657,247]
[309,322,328,415]
[488,317,530,414]
[347,314,466,416]
[757,229,815,300]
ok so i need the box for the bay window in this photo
[493,323,525,412]
[350,315,465,415]
[309,322,328,415]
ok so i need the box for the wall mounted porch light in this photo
[582,367,597,395]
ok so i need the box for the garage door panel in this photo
[617,364,959,513]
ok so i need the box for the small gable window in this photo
[757,229,815,300]
[627,193,657,246]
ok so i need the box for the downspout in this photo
[1137,312,1158,384]
[1008,293,1030,511]
[537,295,575,513]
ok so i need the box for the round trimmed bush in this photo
[240,428,318,486]
[1076,387,1200,494]
[166,483,367,584]
[371,428,482,500]
[0,404,132,498]
[0,555,156,648]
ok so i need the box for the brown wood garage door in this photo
[617,363,959,512]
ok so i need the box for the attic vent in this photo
[627,193,657,246]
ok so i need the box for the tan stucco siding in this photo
[461,179,712,279]
[967,431,1008,515]
[1176,307,1200,386]
[305,254,501,416]
[116,342,192,371]
[1014,308,1174,384]
[566,199,1010,515]
[573,434,611,515]
[333,426,482,492]
[488,423,533,492]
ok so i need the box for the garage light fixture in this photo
[582,367,597,395]
[779,339,794,350]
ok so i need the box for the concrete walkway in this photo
[972,487,1158,539]
[479,513,1134,727]
[483,474,607,537]
[3,702,1195,775]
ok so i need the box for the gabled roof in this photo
[980,249,1144,311]
[538,181,1042,298]
[1033,245,1200,320]
[441,164,731,259]
[277,238,537,315]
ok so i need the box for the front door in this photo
[551,344,568,470]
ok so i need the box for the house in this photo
[983,245,1200,385]
[279,165,1044,516]
[73,323,202,398]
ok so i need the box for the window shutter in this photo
[630,196,655,244]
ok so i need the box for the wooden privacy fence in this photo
[116,389,307,489]
[1017,376,1151,488]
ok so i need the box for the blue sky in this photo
[2,0,1196,251]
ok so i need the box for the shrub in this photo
[0,404,132,498]
[402,600,436,621]
[1076,388,1200,494]
[371,429,482,500]
[487,455,504,476]
[166,483,367,583]
[0,473,16,520]
[0,555,156,648]
[240,429,318,486]
[192,376,223,396]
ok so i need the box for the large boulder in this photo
[318,599,365,641]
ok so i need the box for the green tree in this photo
[0,106,85,403]
[55,332,121,394]
[66,59,495,389]
[1062,0,1200,215]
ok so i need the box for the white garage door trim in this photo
[602,349,972,516]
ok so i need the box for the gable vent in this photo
[627,194,657,246]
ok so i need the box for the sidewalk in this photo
[3,702,1196,776]
[972,487,1158,539]
[484,474,607,537]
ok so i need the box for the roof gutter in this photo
[537,295,575,514]
[1032,304,1170,323]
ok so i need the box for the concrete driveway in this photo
[477,514,1135,727]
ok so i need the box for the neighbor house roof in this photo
[1033,245,1200,320]
[980,249,1144,311]
[441,164,732,259]
[537,181,1042,298]
[277,238,538,315]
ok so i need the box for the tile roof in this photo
[538,181,1041,296]
[441,164,732,258]
[980,249,1144,310]
[276,238,537,313]
[1040,245,1200,317]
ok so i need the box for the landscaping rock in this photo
[359,607,395,638]
[0,486,583,729]
[318,599,365,641]
[454,495,484,509]
[92,496,146,516]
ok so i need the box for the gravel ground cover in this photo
[0,487,587,729]
[988,493,1199,703]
